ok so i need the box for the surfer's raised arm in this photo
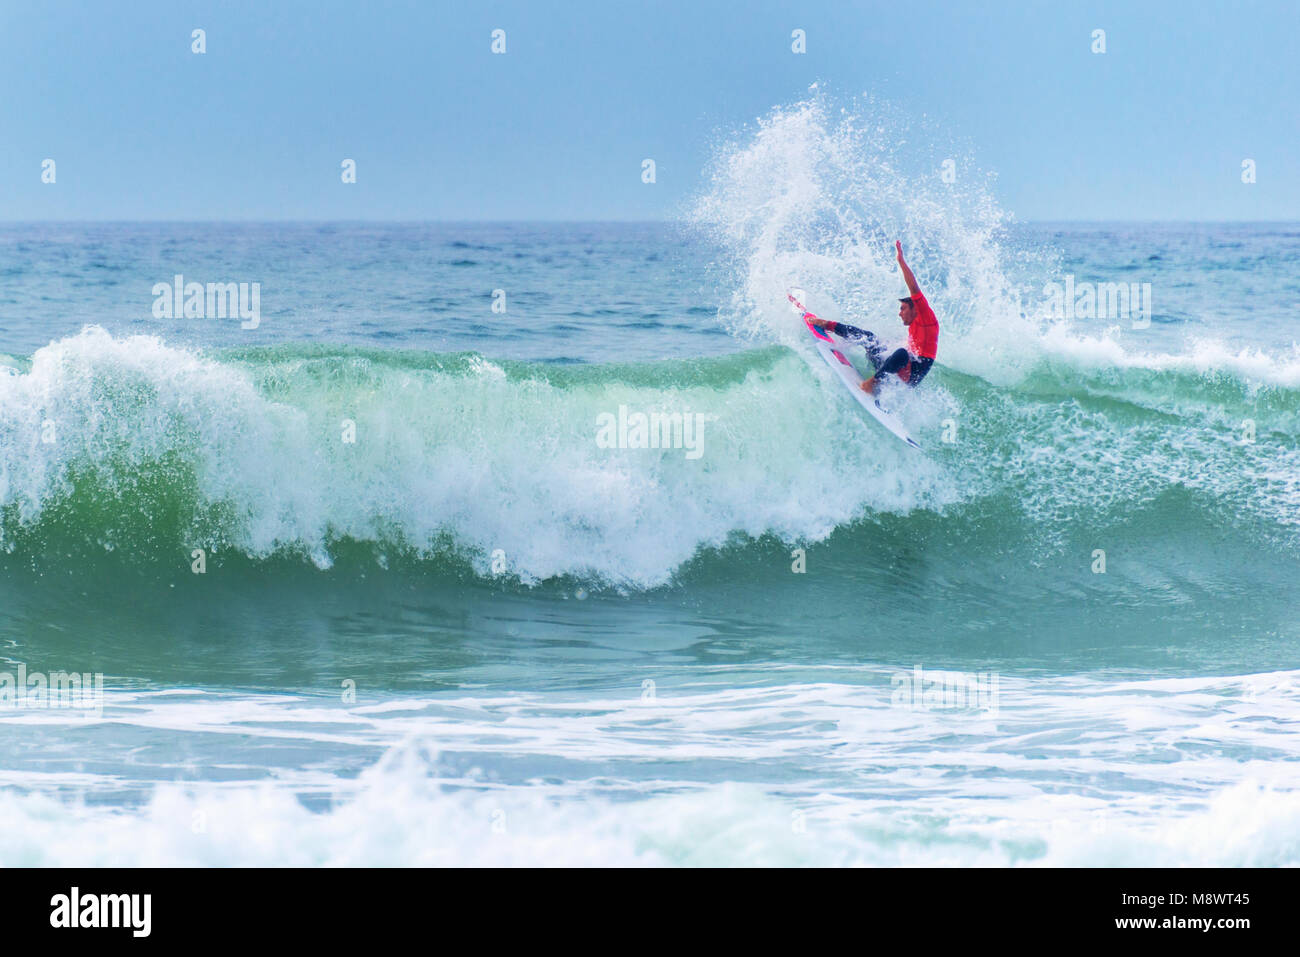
[895,240,921,297]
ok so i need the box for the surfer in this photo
[807,241,939,394]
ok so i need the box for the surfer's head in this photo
[898,297,916,325]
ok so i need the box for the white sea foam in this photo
[3,670,1298,866]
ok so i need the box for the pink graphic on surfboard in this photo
[787,290,921,450]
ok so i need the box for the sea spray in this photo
[688,92,1042,385]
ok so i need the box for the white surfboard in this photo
[788,290,921,450]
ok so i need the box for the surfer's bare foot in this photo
[860,378,878,394]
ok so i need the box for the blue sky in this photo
[1,0,1295,221]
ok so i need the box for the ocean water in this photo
[2,101,1300,866]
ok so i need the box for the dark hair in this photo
[898,297,914,306]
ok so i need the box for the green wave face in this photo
[1,327,1297,592]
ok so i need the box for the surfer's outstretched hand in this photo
[895,240,904,262]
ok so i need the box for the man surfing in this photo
[807,241,939,394]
